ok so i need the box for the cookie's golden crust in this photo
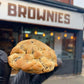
[8,39,58,74]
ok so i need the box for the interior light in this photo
[34,30,37,35]
[43,33,45,37]
[64,33,67,37]
[57,36,60,40]
[25,33,29,38]
[50,32,54,36]
[71,36,74,39]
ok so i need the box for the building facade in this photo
[0,0,84,75]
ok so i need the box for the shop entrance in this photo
[0,27,18,55]
[0,28,14,55]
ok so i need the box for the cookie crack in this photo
[39,58,48,72]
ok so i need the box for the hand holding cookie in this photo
[8,39,58,74]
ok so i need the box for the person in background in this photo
[0,50,11,84]
[9,36,16,47]
[12,58,62,84]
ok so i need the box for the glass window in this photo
[54,32,76,60]
[22,26,54,49]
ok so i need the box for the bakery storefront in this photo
[0,0,84,75]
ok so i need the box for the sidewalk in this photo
[42,74,84,84]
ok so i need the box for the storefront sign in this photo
[0,0,83,30]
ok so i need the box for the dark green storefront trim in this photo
[74,30,83,74]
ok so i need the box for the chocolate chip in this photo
[31,41,34,43]
[25,50,27,54]
[45,67,48,69]
[32,49,34,54]
[42,69,44,72]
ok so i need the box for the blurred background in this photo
[0,0,84,84]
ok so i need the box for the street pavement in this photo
[42,75,84,84]
[42,59,84,84]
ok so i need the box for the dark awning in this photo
[23,0,84,13]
